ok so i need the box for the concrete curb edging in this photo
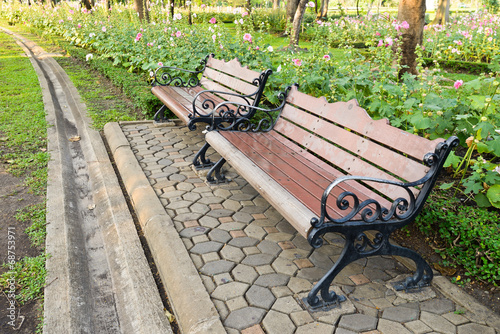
[104,122,226,334]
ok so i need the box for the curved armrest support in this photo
[151,54,213,87]
[311,136,460,229]
[206,85,295,132]
[191,90,254,118]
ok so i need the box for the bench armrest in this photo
[190,69,273,118]
[206,85,293,132]
[311,136,459,228]
[151,54,213,87]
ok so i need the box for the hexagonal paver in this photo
[377,318,411,334]
[224,307,266,330]
[200,260,236,276]
[229,237,259,248]
[338,314,378,332]
[382,306,419,323]
[245,285,276,309]
[420,311,456,334]
[254,273,290,287]
[295,322,334,334]
[457,323,496,334]
[179,226,209,238]
[232,264,258,284]
[262,310,295,334]
[242,253,276,266]
[220,245,245,262]
[272,296,303,313]
[420,298,455,315]
[190,241,224,254]
[212,281,249,301]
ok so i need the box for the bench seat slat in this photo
[200,78,255,106]
[206,131,315,237]
[152,86,228,121]
[206,57,262,83]
[220,131,392,220]
[280,103,430,183]
[203,67,261,97]
[274,119,417,200]
[286,87,441,161]
[264,131,391,207]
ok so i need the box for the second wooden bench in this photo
[151,54,272,168]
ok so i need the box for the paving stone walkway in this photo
[120,121,499,334]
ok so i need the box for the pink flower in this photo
[488,37,493,42]
[212,34,216,42]
[401,21,410,29]
[375,32,381,36]
[427,38,433,42]
[201,4,206,8]
[158,62,163,67]
[242,12,248,17]
[176,31,182,37]
[243,33,252,43]
[69,9,74,14]
[135,33,143,41]
[77,23,82,28]
[209,17,216,24]
[385,36,393,46]
[454,40,463,45]
[446,33,450,37]
[454,80,464,89]
[306,1,315,7]
[102,26,106,32]
[292,58,302,66]
[377,40,384,47]
[323,55,330,61]
[174,13,182,20]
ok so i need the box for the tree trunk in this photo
[317,0,329,18]
[273,0,280,10]
[290,0,308,48]
[82,0,92,10]
[134,0,150,22]
[431,0,450,25]
[286,0,300,25]
[167,0,173,19]
[246,0,252,13]
[397,0,426,77]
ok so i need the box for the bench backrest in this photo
[273,85,444,202]
[201,55,270,108]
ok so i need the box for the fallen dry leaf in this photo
[69,135,81,142]
[165,310,175,323]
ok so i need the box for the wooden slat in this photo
[264,131,391,207]
[285,85,442,161]
[203,67,259,96]
[200,78,255,106]
[280,103,430,182]
[274,119,417,200]
[221,131,392,220]
[206,56,262,83]
[206,131,314,237]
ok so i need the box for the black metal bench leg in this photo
[390,243,433,291]
[305,240,357,310]
[206,158,227,184]
[153,105,168,122]
[193,142,215,169]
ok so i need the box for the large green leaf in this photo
[486,185,500,209]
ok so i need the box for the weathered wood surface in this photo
[206,85,445,238]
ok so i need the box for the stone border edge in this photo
[104,122,226,334]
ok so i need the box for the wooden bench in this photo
[204,85,459,309]
[151,54,272,168]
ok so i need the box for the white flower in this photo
[193,13,197,17]
[306,1,315,7]
[277,65,282,72]
[86,53,93,61]
[89,33,95,37]
[149,71,154,77]
[267,46,273,52]
[186,1,191,5]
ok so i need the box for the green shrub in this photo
[415,195,500,284]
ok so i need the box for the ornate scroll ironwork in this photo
[303,136,459,310]
[187,69,274,130]
[207,84,294,132]
[151,54,212,88]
